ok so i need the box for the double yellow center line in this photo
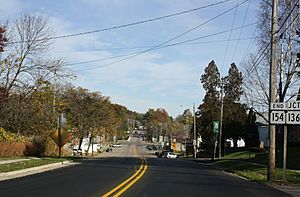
[102,158,147,197]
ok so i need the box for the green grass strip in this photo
[0,157,69,173]
[216,159,300,184]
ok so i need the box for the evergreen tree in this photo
[223,63,243,101]
[222,63,247,147]
[198,60,220,144]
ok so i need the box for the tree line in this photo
[197,60,258,153]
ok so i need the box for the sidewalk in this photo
[0,158,31,165]
[271,184,300,197]
[0,157,41,165]
[0,159,76,181]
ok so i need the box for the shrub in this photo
[24,136,46,156]
[0,141,27,157]
[0,128,28,157]
[0,127,16,142]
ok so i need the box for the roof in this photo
[255,112,269,126]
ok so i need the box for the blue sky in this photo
[1,0,259,117]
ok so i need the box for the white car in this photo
[112,143,122,148]
[166,152,178,159]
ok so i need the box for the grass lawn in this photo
[0,157,71,173]
[216,159,300,184]
[217,147,300,184]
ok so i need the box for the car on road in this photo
[112,143,122,148]
[146,144,157,150]
[156,150,171,158]
[164,152,178,159]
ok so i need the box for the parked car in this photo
[156,150,171,158]
[146,144,157,150]
[165,152,178,159]
[112,143,122,148]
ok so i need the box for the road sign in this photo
[286,111,300,124]
[271,102,285,110]
[58,113,67,128]
[270,111,286,124]
[286,101,300,110]
[50,128,70,147]
[270,102,300,125]
[212,121,219,134]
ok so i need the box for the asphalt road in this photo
[0,136,290,197]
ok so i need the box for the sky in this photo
[1,0,260,117]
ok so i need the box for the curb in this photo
[0,160,76,182]
[266,183,300,197]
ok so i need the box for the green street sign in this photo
[212,121,219,134]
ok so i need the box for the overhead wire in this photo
[222,0,239,67]
[231,0,251,62]
[242,2,300,82]
[73,0,249,72]
[64,22,256,67]
[54,36,256,54]
[9,0,232,44]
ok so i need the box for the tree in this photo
[0,14,65,129]
[143,108,171,140]
[223,63,247,147]
[244,108,259,147]
[198,60,220,143]
[173,109,193,140]
[243,0,300,114]
[63,87,111,148]
[224,63,243,101]
[111,104,130,139]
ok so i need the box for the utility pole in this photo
[268,0,278,182]
[219,79,224,159]
[160,123,162,150]
[193,102,197,158]
[58,113,62,157]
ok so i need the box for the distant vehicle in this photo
[112,143,122,148]
[156,150,171,158]
[165,152,178,159]
[146,144,157,150]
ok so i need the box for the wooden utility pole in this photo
[268,0,278,182]
[193,103,197,158]
[58,113,62,157]
[219,79,224,159]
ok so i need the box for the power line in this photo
[10,0,232,44]
[239,26,257,63]
[222,0,239,67]
[54,23,257,57]
[231,0,251,62]
[73,0,249,72]
[64,23,256,67]
[243,2,300,81]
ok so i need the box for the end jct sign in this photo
[270,102,300,125]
